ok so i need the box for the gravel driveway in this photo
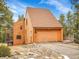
[36,43,79,59]
[8,43,79,59]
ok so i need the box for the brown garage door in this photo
[34,29,61,42]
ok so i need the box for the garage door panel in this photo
[57,30,61,41]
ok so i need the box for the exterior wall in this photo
[60,28,63,41]
[13,20,25,45]
[25,11,34,44]
[24,19,27,44]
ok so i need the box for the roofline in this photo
[34,27,63,29]
[27,7,49,11]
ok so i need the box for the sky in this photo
[6,0,72,22]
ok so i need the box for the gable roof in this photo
[27,7,62,28]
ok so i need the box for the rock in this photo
[63,40,73,44]
[26,52,38,58]
[28,58,35,59]
[12,55,19,59]
[44,56,49,59]
[0,43,7,46]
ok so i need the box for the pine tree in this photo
[70,0,79,43]
[59,14,67,39]
[0,0,13,43]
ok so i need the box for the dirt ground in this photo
[9,42,79,59]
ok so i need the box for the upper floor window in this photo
[20,26,22,30]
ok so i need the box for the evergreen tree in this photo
[18,15,24,20]
[59,14,67,39]
[70,0,79,43]
[0,0,13,43]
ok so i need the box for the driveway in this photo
[37,43,79,59]
[10,42,79,59]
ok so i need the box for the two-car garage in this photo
[34,29,63,43]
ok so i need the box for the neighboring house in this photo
[13,7,63,45]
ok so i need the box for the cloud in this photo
[8,2,26,14]
[39,0,72,14]
[7,0,34,22]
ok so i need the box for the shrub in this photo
[0,45,11,57]
[74,32,79,44]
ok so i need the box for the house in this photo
[13,7,63,45]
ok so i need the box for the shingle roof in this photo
[27,7,62,28]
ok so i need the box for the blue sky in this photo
[6,0,72,22]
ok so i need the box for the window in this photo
[16,35,21,39]
[20,26,22,30]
